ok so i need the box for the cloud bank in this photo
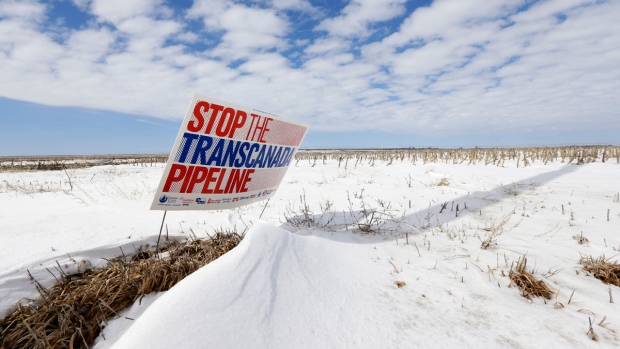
[0,0,618,138]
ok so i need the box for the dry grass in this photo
[295,145,620,168]
[479,208,516,249]
[0,231,242,349]
[580,255,620,287]
[509,256,553,300]
[436,177,450,186]
[0,155,168,172]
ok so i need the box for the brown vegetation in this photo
[0,154,168,172]
[4,146,618,172]
[296,145,620,168]
[580,255,620,287]
[0,231,242,349]
[509,256,553,300]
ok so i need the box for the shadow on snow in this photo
[279,165,580,244]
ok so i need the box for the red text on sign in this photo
[163,163,254,194]
[188,101,247,138]
[246,114,272,143]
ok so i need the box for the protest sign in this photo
[151,94,308,210]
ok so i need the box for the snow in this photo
[1,157,619,348]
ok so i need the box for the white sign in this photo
[151,94,308,210]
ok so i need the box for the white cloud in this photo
[384,0,522,47]
[115,17,182,54]
[219,6,287,35]
[186,0,228,29]
[352,0,620,134]
[271,0,316,12]
[0,0,618,139]
[64,27,115,61]
[71,0,90,11]
[0,4,64,66]
[316,0,408,37]
[510,0,596,22]
[175,31,199,44]
[188,1,289,60]
[304,37,350,55]
[90,0,164,24]
[0,0,45,21]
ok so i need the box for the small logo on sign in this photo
[196,198,206,204]
[159,195,168,203]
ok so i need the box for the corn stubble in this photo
[0,232,243,349]
[295,145,620,168]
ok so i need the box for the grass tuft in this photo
[436,177,450,186]
[509,256,553,300]
[579,254,620,287]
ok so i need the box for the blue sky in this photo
[0,0,618,155]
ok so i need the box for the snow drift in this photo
[111,223,398,348]
[107,221,617,349]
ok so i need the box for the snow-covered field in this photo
[1,156,619,348]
